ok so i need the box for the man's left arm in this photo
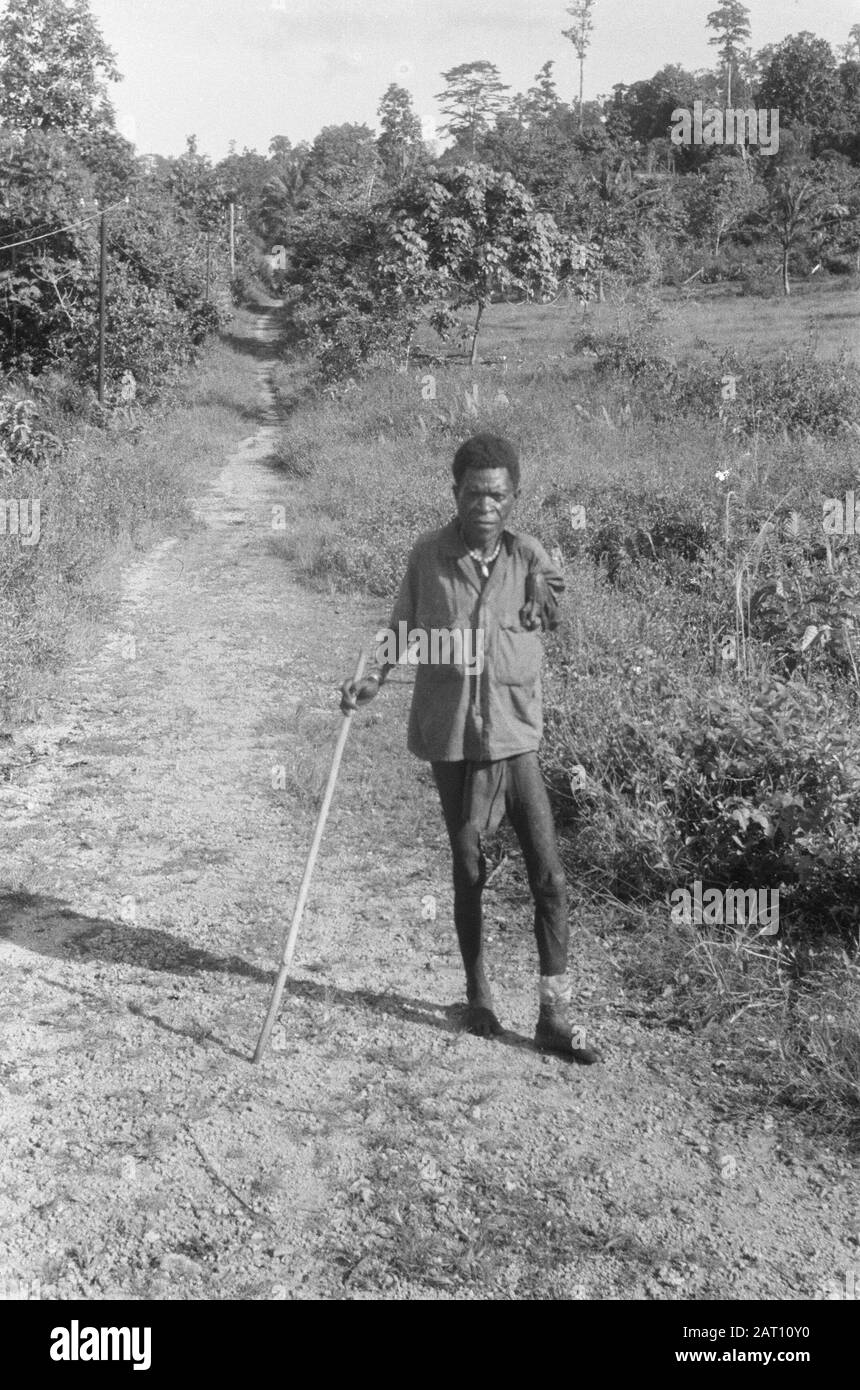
[520,540,564,633]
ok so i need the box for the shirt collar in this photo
[440,518,517,556]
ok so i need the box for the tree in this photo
[758,160,852,294]
[815,155,860,269]
[829,60,860,163]
[104,184,226,370]
[478,62,572,192]
[396,164,562,364]
[166,136,227,231]
[685,152,762,255]
[562,0,597,131]
[287,198,432,379]
[479,110,534,185]
[436,61,510,157]
[77,126,137,204]
[524,60,561,124]
[257,170,306,244]
[216,147,270,222]
[300,123,381,209]
[840,24,860,63]
[707,2,751,106]
[291,164,565,377]
[0,0,121,137]
[0,129,99,371]
[757,33,840,132]
[377,84,424,183]
[260,136,310,239]
[608,64,718,156]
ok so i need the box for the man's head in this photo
[452,434,520,554]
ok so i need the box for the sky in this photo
[79,0,860,159]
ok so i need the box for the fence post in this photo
[97,211,107,406]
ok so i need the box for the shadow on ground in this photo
[220,304,302,362]
[0,889,535,1055]
[0,888,270,981]
[220,325,283,361]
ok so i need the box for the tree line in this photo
[2,1,859,390]
[227,3,860,375]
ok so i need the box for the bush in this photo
[664,678,860,920]
[824,254,857,276]
[717,348,860,436]
[748,537,860,683]
[544,657,860,938]
[580,317,860,437]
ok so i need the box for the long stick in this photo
[252,649,367,1062]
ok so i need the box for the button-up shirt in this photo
[386,519,564,762]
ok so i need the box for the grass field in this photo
[271,276,860,1140]
[472,277,860,365]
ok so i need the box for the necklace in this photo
[467,538,502,579]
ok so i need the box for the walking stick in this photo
[252,648,367,1063]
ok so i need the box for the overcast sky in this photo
[84,0,859,159]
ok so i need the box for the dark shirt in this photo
[386,519,564,762]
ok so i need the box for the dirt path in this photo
[1,306,856,1302]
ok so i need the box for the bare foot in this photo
[465,1002,503,1037]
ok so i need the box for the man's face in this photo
[454,467,517,552]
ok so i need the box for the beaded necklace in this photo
[467,537,502,579]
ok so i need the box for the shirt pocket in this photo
[495,620,541,686]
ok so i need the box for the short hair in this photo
[452,434,520,491]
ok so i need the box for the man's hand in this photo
[519,572,558,632]
[339,672,381,713]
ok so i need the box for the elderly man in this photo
[342,434,600,1064]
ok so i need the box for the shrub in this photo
[580,316,860,437]
[748,537,860,684]
[545,659,860,938]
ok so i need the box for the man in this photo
[341,433,600,1064]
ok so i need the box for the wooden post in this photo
[97,211,107,406]
[10,245,17,356]
[228,200,235,279]
[205,232,211,303]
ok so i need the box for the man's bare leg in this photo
[432,762,502,1037]
[453,827,502,1036]
[505,753,602,1063]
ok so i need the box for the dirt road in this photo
[1,306,856,1301]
